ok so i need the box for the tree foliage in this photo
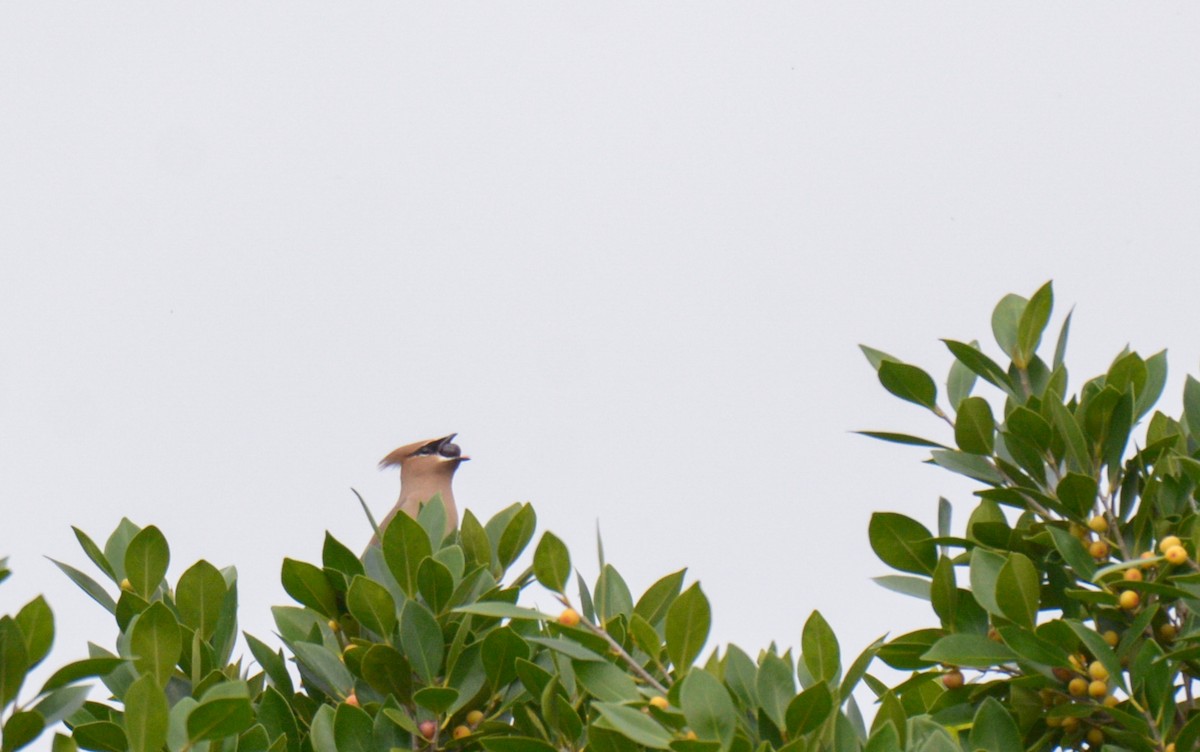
[2,281,1196,751]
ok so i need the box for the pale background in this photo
[3,2,1200,744]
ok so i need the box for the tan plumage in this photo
[370,434,468,545]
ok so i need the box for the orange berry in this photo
[1166,744,1177,752]
[1140,551,1157,568]
[649,696,669,710]
[1068,677,1088,696]
[452,726,471,740]
[685,731,698,741]
[419,721,437,740]
[345,692,359,707]
[558,608,581,627]
[1089,541,1110,559]
[1166,546,1188,565]
[942,670,964,689]
[1087,728,1104,744]
[1103,630,1119,647]
[1088,515,1109,533]
[1088,679,1108,698]
[1160,536,1183,554]
[1159,624,1178,641]
[1119,590,1140,610]
[1124,568,1143,582]
[466,710,484,726]
[1088,661,1109,681]
[1053,667,1074,682]
[1103,695,1120,707]
[1061,716,1080,732]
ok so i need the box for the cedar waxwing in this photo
[370,434,468,544]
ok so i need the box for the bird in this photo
[370,433,469,545]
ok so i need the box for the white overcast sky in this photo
[3,2,1200,730]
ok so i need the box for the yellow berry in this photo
[1166,545,1189,565]
[1088,515,1109,533]
[1140,551,1157,568]
[1124,568,1143,582]
[1102,630,1119,647]
[1160,536,1183,554]
[942,670,964,689]
[1166,744,1177,752]
[466,710,484,726]
[1088,661,1109,681]
[119,578,133,593]
[1103,694,1120,707]
[1068,677,1088,696]
[685,731,698,741]
[1089,541,1110,559]
[1045,714,1062,727]
[1088,679,1108,698]
[452,726,471,740]
[558,608,581,627]
[345,692,359,707]
[649,696,669,710]
[328,619,341,633]
[1119,590,1140,610]
[1062,716,1080,732]
[1159,624,1178,641]
[1087,728,1104,744]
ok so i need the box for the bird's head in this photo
[380,434,470,478]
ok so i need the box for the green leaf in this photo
[854,432,947,448]
[399,600,443,684]
[802,611,840,684]
[413,686,459,714]
[72,527,117,582]
[967,697,1021,752]
[877,361,938,411]
[1055,473,1098,520]
[967,547,1005,618]
[995,626,1070,668]
[634,569,687,626]
[1064,620,1126,693]
[921,634,1015,668]
[868,513,936,576]
[995,553,1039,629]
[785,682,833,738]
[481,627,530,692]
[930,557,956,629]
[416,557,454,614]
[496,503,537,570]
[1185,375,1200,438]
[573,660,640,703]
[333,702,374,752]
[416,494,448,550]
[321,532,364,578]
[361,644,412,703]
[666,583,711,674]
[1052,308,1072,370]
[1015,282,1052,368]
[130,602,181,688]
[290,642,353,698]
[929,449,1003,484]
[533,532,571,593]
[1006,406,1052,451]
[244,633,294,697]
[954,397,995,455]
[124,526,169,600]
[346,575,398,638]
[47,558,116,614]
[187,697,255,743]
[70,722,127,752]
[1137,349,1167,419]
[14,596,53,670]
[452,602,556,620]
[102,518,141,583]
[1044,392,1090,473]
[124,674,168,752]
[755,652,795,730]
[991,293,1027,361]
[942,340,1016,396]
[176,560,226,641]
[679,669,736,749]
[859,345,900,370]
[1046,525,1096,580]
[1,711,43,752]
[592,702,673,750]
[280,558,338,618]
[481,738,559,752]
[527,637,605,662]
[30,685,89,727]
[595,564,634,622]
[256,687,299,752]
[946,345,979,410]
[381,512,432,597]
[460,510,492,570]
[839,636,883,701]
[39,657,124,693]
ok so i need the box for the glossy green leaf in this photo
[634,569,687,626]
[460,510,492,570]
[124,526,169,599]
[187,697,255,742]
[954,396,994,455]
[1,710,43,752]
[921,634,1015,668]
[801,611,839,683]
[346,575,397,638]
[244,633,294,696]
[481,626,530,691]
[573,659,640,702]
[1046,525,1096,580]
[413,686,458,714]
[967,697,1021,752]
[399,600,443,684]
[854,431,947,448]
[124,674,168,752]
[533,531,571,593]
[130,602,181,688]
[1055,473,1098,520]
[256,686,299,752]
[48,559,116,614]
[785,682,833,738]
[1136,349,1167,419]
[176,560,226,641]
[1185,375,1200,438]
[321,532,364,578]
[360,644,412,703]
[592,702,672,750]
[290,642,353,698]
[39,657,124,694]
[666,583,710,674]
[991,293,1027,361]
[496,503,537,570]
[755,652,795,729]
[381,512,431,598]
[929,449,1003,484]
[29,685,89,727]
[280,558,338,618]
[995,553,1039,629]
[868,513,936,576]
[967,547,1005,618]
[71,527,116,582]
[946,345,978,410]
[481,738,559,752]
[416,494,448,550]
[1015,282,1052,367]
[878,361,938,410]
[942,340,1016,396]
[859,345,900,370]
[417,557,454,614]
[452,602,556,620]
[71,722,126,752]
[332,702,374,752]
[595,564,634,622]
[679,669,736,749]
[14,596,52,670]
